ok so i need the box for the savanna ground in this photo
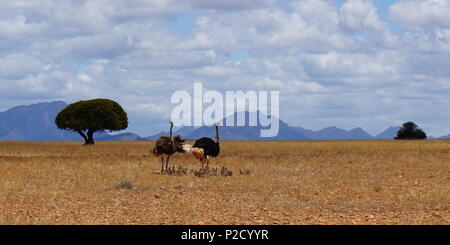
[0,140,448,225]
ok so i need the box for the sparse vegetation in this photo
[115,180,133,190]
[395,121,427,140]
[0,140,448,225]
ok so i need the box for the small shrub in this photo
[115,180,133,190]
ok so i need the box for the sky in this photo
[0,0,449,137]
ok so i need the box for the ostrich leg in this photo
[200,157,207,170]
[160,155,164,172]
[166,155,171,170]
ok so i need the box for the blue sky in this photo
[0,0,449,137]
[158,10,205,35]
[159,1,403,39]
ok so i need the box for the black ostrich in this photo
[152,121,187,172]
[191,123,220,169]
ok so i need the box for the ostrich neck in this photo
[215,126,220,143]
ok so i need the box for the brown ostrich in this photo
[152,121,187,172]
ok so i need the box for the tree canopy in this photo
[55,98,128,144]
[394,121,427,140]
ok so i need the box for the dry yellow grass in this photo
[0,140,449,225]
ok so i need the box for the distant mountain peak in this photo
[16,100,66,107]
[0,100,105,142]
[3,100,67,112]
[438,134,450,139]
[179,110,309,140]
[375,126,401,139]
[97,132,144,142]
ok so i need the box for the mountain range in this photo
[0,101,107,141]
[292,126,374,140]
[0,101,448,141]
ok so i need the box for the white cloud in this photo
[77,73,92,82]
[301,51,400,80]
[191,5,357,55]
[339,0,382,32]
[0,53,45,79]
[0,15,48,40]
[339,0,399,47]
[132,103,171,118]
[389,0,450,31]
[188,0,274,11]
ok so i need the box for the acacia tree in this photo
[394,121,427,140]
[55,98,128,144]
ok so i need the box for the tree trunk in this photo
[86,129,95,145]
[77,130,95,145]
[77,130,88,143]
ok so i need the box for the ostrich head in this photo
[173,135,188,153]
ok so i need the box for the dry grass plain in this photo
[0,140,449,225]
